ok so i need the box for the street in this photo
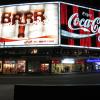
[0,73,100,85]
[0,73,100,100]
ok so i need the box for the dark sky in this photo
[0,0,99,9]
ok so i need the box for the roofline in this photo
[0,1,59,7]
[0,1,99,12]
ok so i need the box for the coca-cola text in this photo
[68,13,100,33]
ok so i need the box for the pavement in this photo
[0,85,14,100]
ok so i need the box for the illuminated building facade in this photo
[0,2,100,74]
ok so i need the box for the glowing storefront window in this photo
[61,58,75,64]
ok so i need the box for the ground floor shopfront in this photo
[52,58,100,74]
[0,57,50,74]
[0,47,100,74]
[0,57,100,74]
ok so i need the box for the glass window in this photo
[16,60,26,73]
[0,61,2,72]
[3,60,16,74]
[40,63,49,72]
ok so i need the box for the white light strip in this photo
[61,58,75,64]
[0,2,60,8]
[58,2,61,45]
[0,44,60,48]
[61,44,100,50]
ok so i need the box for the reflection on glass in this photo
[16,60,26,73]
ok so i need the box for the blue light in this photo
[86,58,100,63]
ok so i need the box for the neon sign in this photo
[86,59,100,62]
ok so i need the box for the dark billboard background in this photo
[61,3,100,49]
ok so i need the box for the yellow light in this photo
[31,48,38,54]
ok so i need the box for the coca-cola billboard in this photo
[61,3,100,49]
[0,3,58,47]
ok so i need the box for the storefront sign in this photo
[86,58,100,62]
[76,60,84,64]
[0,3,58,47]
[61,58,75,64]
[61,3,100,49]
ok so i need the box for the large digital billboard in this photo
[0,3,58,47]
[61,2,100,49]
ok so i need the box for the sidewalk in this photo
[0,71,99,77]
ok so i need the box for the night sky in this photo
[0,0,99,10]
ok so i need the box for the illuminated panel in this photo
[61,58,75,64]
[61,2,100,49]
[86,58,100,63]
[0,3,58,47]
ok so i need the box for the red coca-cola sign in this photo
[61,3,100,48]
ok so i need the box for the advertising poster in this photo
[0,3,58,47]
[61,3,100,49]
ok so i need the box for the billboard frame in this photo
[60,2,100,50]
[0,2,60,48]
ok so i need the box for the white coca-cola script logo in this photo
[61,13,100,39]
[68,13,100,33]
